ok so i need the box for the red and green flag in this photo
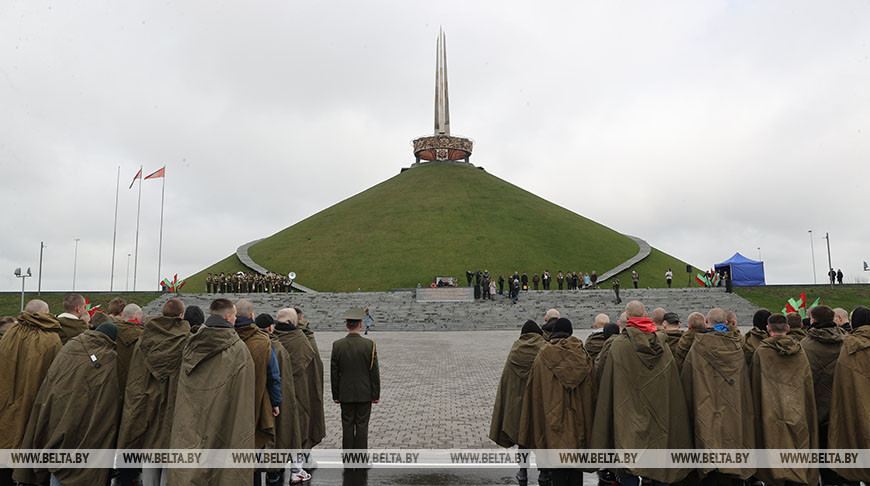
[161,274,186,292]
[782,292,822,318]
[695,269,722,288]
[84,298,102,318]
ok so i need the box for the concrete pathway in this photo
[235,239,317,293]
[596,235,651,284]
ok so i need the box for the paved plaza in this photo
[309,329,602,485]
[316,330,529,449]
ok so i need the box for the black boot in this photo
[516,467,528,485]
[265,471,282,486]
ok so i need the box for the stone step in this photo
[145,288,760,331]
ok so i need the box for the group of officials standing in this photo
[490,301,870,486]
[0,294,380,486]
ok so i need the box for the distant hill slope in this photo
[186,164,697,292]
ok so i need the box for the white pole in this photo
[38,241,44,296]
[825,232,833,289]
[156,168,165,290]
[133,165,142,291]
[809,230,817,284]
[110,166,120,291]
[20,274,26,311]
[73,238,80,291]
[126,253,131,291]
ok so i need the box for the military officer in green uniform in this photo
[331,308,380,458]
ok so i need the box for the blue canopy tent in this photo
[715,252,765,286]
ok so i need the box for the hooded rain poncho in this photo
[800,325,846,427]
[680,329,755,479]
[751,335,819,486]
[743,327,769,365]
[297,319,326,447]
[270,334,303,450]
[14,330,120,486]
[517,335,596,451]
[584,331,607,360]
[489,332,545,447]
[236,324,276,449]
[590,326,693,483]
[827,325,870,482]
[0,312,63,450]
[168,326,255,486]
[274,327,319,448]
[117,316,190,449]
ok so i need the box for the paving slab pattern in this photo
[311,327,751,450]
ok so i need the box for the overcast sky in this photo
[2,0,869,292]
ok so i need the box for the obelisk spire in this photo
[411,27,472,166]
[434,27,450,135]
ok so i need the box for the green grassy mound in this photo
[735,285,870,314]
[186,164,697,292]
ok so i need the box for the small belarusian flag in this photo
[161,274,186,292]
[145,166,165,180]
[84,298,102,318]
[782,293,822,318]
[129,168,142,189]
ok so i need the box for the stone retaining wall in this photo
[147,288,759,331]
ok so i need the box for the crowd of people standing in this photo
[466,270,602,298]
[0,294,380,486]
[464,267,671,301]
[490,301,870,486]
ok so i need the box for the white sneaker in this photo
[289,469,310,483]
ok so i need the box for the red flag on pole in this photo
[145,166,165,180]
[128,168,142,189]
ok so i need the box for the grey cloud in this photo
[2,0,869,292]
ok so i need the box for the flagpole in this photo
[110,166,120,291]
[156,166,165,291]
[133,164,142,291]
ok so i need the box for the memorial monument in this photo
[411,28,474,165]
[186,30,697,293]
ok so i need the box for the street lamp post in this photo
[824,232,833,288]
[808,230,817,284]
[73,238,80,291]
[14,267,32,311]
[38,241,45,296]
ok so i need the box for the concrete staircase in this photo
[145,288,760,331]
